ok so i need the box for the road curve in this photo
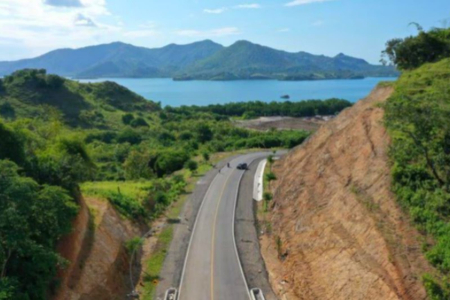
[178,152,270,300]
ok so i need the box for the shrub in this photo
[152,150,190,177]
[266,172,277,182]
[45,74,65,88]
[185,160,198,173]
[0,121,25,165]
[122,113,134,125]
[202,152,210,162]
[116,127,142,145]
[0,102,15,119]
[130,117,148,128]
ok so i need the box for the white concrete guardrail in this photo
[250,288,266,300]
[253,159,267,201]
[164,288,177,300]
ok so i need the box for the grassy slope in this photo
[385,58,450,298]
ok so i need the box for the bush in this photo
[152,150,190,177]
[266,172,277,182]
[0,102,15,119]
[130,117,148,128]
[202,152,210,162]
[116,127,142,145]
[0,121,25,165]
[185,160,198,173]
[178,131,194,141]
[45,74,65,88]
[85,131,117,144]
[122,113,134,125]
[107,192,146,220]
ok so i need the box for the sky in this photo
[0,0,449,63]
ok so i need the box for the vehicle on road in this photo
[237,163,248,170]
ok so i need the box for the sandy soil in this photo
[54,197,142,300]
[260,86,432,300]
[235,116,330,132]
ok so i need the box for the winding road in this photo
[178,152,270,300]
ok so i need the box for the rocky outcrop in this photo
[262,86,432,300]
[53,197,141,300]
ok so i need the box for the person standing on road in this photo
[227,162,230,168]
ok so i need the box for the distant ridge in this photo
[0,40,398,81]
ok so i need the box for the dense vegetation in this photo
[382,25,450,70]
[0,118,90,299]
[0,69,347,299]
[0,40,397,80]
[384,33,450,297]
[166,98,352,118]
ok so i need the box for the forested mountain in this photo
[177,40,397,80]
[0,40,397,80]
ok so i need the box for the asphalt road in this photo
[178,152,270,300]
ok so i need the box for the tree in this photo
[0,103,15,119]
[0,121,25,165]
[185,160,198,174]
[196,123,213,143]
[116,127,142,145]
[122,113,134,125]
[123,150,153,180]
[45,74,65,89]
[381,26,450,70]
[0,160,78,300]
[130,117,148,128]
[202,152,210,162]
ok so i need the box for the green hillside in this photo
[383,27,450,299]
[0,40,397,80]
[176,40,398,80]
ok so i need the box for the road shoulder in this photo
[235,159,278,300]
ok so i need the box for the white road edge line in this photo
[177,165,223,299]
[232,155,266,300]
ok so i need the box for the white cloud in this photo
[203,8,227,14]
[285,0,333,7]
[234,4,261,9]
[0,0,118,57]
[277,28,290,32]
[176,27,240,37]
[74,13,97,27]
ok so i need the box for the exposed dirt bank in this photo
[54,197,142,300]
[261,86,432,300]
[235,116,327,132]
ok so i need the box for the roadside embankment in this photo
[261,86,432,300]
[54,197,142,300]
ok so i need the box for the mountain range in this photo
[0,40,398,81]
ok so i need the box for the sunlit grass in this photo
[80,180,153,202]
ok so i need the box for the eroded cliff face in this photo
[262,86,432,300]
[53,197,141,300]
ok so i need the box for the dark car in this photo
[236,163,248,170]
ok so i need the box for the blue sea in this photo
[77,77,396,107]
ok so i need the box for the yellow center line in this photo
[210,169,233,300]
